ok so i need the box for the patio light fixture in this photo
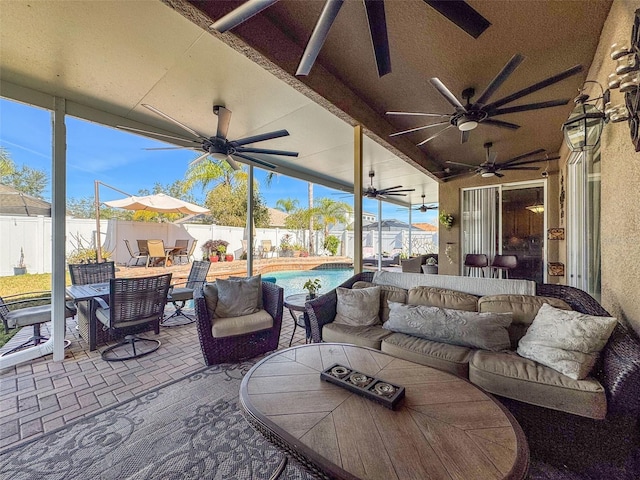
[562,81,607,152]
[526,189,544,214]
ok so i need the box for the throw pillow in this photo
[334,286,381,326]
[383,301,512,352]
[202,283,218,318]
[215,275,261,318]
[517,303,617,380]
[353,281,407,322]
[229,275,263,309]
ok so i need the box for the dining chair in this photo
[137,239,149,256]
[124,239,148,266]
[173,239,193,264]
[96,273,172,361]
[146,239,170,267]
[464,254,489,277]
[1,292,74,356]
[490,254,518,279]
[163,260,211,326]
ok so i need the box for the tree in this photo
[275,197,299,213]
[313,197,352,237]
[0,147,48,198]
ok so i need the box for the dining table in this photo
[66,282,110,350]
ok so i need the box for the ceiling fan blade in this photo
[423,1,491,39]
[446,160,477,168]
[474,54,525,106]
[232,152,277,170]
[378,185,403,191]
[417,124,454,146]
[232,129,290,146]
[235,147,299,157]
[142,104,208,140]
[117,125,201,145]
[382,192,410,196]
[296,0,344,76]
[429,78,466,111]
[494,172,505,178]
[144,146,195,151]
[442,171,476,181]
[225,157,241,171]
[381,188,416,194]
[386,111,450,117]
[501,156,560,168]
[490,99,570,116]
[363,0,391,77]
[461,129,470,144]
[500,148,546,165]
[210,0,280,32]
[390,121,449,137]
[189,152,211,166]
[484,64,584,110]
[482,119,520,130]
[500,166,540,171]
[215,106,232,138]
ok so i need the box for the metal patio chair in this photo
[162,260,211,326]
[146,239,170,267]
[124,239,148,266]
[173,239,197,264]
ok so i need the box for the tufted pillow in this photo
[215,275,261,318]
[383,301,512,351]
[408,286,478,312]
[353,281,407,322]
[517,303,617,380]
[334,286,381,326]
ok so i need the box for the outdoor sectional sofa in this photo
[304,271,640,477]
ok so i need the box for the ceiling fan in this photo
[413,194,438,212]
[364,170,415,199]
[118,104,298,171]
[443,142,560,179]
[210,0,491,77]
[387,53,584,145]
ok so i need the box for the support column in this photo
[52,97,67,362]
[247,165,254,276]
[353,125,363,274]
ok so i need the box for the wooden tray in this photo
[320,363,405,410]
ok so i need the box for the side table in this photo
[283,293,311,346]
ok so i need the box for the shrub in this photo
[323,235,340,256]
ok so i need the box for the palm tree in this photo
[275,198,300,213]
[313,197,352,238]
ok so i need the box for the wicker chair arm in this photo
[261,281,284,333]
[600,323,640,416]
[304,271,375,343]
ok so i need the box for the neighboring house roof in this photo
[0,183,51,217]
[413,222,438,232]
[268,207,288,227]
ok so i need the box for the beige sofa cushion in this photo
[408,286,478,312]
[381,333,473,378]
[478,294,572,348]
[469,350,607,419]
[211,309,273,338]
[322,323,392,350]
[353,281,407,322]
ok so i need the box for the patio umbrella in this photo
[104,193,209,214]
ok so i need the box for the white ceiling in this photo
[0,0,438,206]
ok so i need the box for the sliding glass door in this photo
[462,181,546,282]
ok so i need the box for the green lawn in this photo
[0,273,71,348]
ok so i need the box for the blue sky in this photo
[0,97,437,225]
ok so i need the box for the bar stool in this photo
[490,254,518,279]
[464,254,488,277]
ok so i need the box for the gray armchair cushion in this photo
[334,286,381,326]
[215,276,261,318]
[6,305,51,329]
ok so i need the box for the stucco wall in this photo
[588,1,640,335]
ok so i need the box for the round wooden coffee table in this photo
[240,343,529,480]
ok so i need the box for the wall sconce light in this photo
[561,81,607,152]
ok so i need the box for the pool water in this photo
[267,269,354,296]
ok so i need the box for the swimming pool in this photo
[267,268,354,296]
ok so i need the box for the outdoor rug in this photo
[0,359,595,480]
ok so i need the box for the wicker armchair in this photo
[193,281,284,365]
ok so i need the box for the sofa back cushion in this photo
[408,286,478,312]
[383,301,512,352]
[478,294,572,348]
[215,276,261,318]
[334,286,381,326]
[353,281,407,322]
